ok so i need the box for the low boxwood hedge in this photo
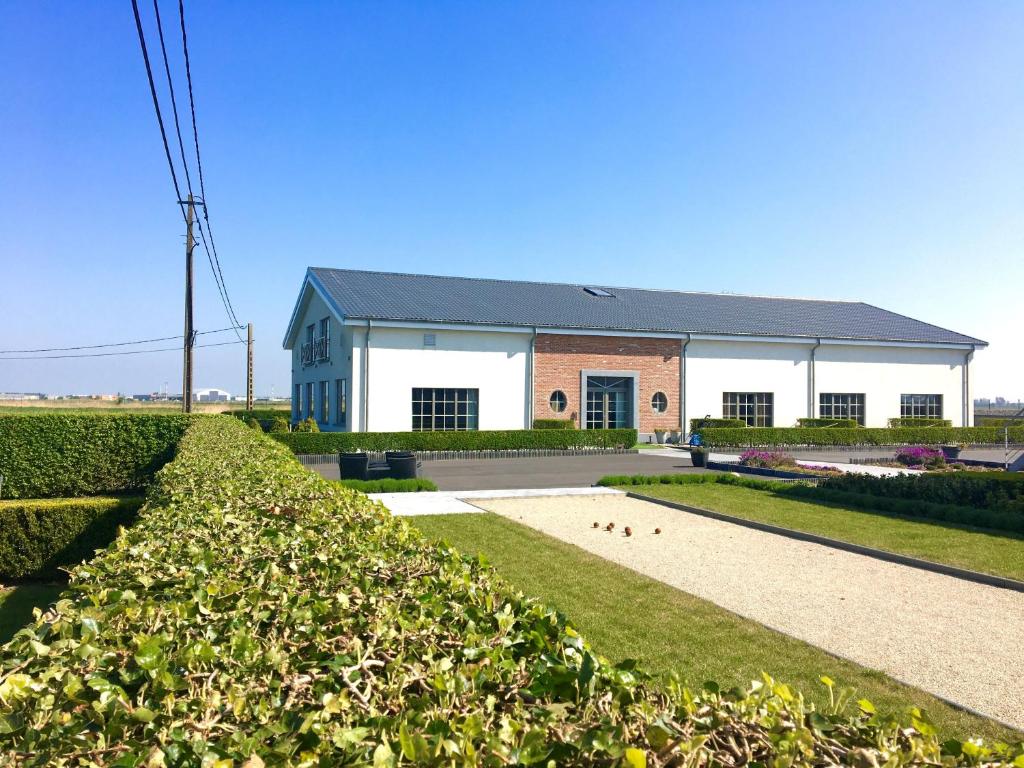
[531,418,576,429]
[335,477,438,493]
[700,425,1024,447]
[224,409,292,431]
[0,414,190,499]
[3,419,1017,764]
[818,472,1024,514]
[0,496,143,579]
[272,427,637,453]
[598,472,1024,533]
[887,417,953,428]
[795,418,860,428]
[690,417,747,430]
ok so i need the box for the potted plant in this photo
[690,446,708,467]
[654,428,667,444]
[669,428,681,445]
[940,443,964,460]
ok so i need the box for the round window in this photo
[549,390,567,413]
[651,391,668,413]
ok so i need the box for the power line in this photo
[177,0,244,334]
[1,340,245,361]
[0,327,242,354]
[151,0,194,200]
[130,0,184,212]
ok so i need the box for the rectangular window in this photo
[819,393,866,425]
[901,394,943,419]
[335,378,347,427]
[305,382,314,420]
[319,380,329,424]
[294,383,301,422]
[319,316,330,346]
[412,388,479,431]
[723,392,774,427]
[306,324,314,347]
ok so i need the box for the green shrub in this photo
[597,472,1024,533]
[818,472,1024,514]
[269,416,290,433]
[273,427,638,453]
[795,418,860,428]
[977,417,1024,427]
[532,418,576,429]
[335,477,438,493]
[2,418,1016,765]
[699,425,1024,447]
[887,417,953,428]
[0,496,143,579]
[244,417,261,430]
[0,414,190,499]
[293,416,320,432]
[690,417,747,430]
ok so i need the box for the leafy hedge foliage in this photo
[887,418,953,428]
[818,472,1024,513]
[598,472,1024,533]
[273,427,638,453]
[335,477,438,493]
[795,418,860,428]
[0,497,143,579]
[690,417,747,430]
[700,425,1024,447]
[531,418,576,429]
[977,417,1024,427]
[0,414,190,499]
[224,408,291,422]
[4,419,1017,764]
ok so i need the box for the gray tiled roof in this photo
[309,267,985,346]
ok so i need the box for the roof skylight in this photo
[583,287,615,297]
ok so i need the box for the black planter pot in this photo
[940,445,962,460]
[690,450,707,468]
[386,451,418,479]
[339,452,369,480]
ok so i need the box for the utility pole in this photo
[246,322,254,411]
[182,195,195,413]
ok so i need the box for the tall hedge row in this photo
[3,418,1016,764]
[272,427,637,453]
[0,496,143,579]
[700,425,1024,447]
[0,414,190,499]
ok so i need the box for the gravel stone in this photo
[478,494,1024,730]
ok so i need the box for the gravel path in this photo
[479,494,1024,730]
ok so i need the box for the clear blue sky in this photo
[2,2,1021,399]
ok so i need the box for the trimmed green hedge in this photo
[224,409,293,432]
[795,418,860,428]
[977,417,1024,427]
[0,496,143,579]
[598,472,1024,533]
[273,427,637,453]
[3,419,1015,763]
[335,477,438,493]
[0,414,190,499]
[690,417,747,430]
[531,418,576,429]
[887,417,953,428]
[700,425,1024,447]
[818,472,1024,514]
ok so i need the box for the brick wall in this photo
[534,334,681,433]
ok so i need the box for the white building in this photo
[283,268,985,438]
[193,388,231,403]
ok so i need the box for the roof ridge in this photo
[309,266,863,305]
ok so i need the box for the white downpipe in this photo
[808,338,821,419]
[681,334,691,437]
[363,320,372,432]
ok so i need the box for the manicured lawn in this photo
[0,583,64,645]
[411,512,1022,743]
[628,483,1024,581]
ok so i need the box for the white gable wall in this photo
[361,326,532,432]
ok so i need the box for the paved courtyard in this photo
[312,450,702,490]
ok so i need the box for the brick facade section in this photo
[534,333,681,433]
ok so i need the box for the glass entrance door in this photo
[585,376,632,429]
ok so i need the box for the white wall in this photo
[815,344,969,427]
[363,326,531,432]
[686,340,810,428]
